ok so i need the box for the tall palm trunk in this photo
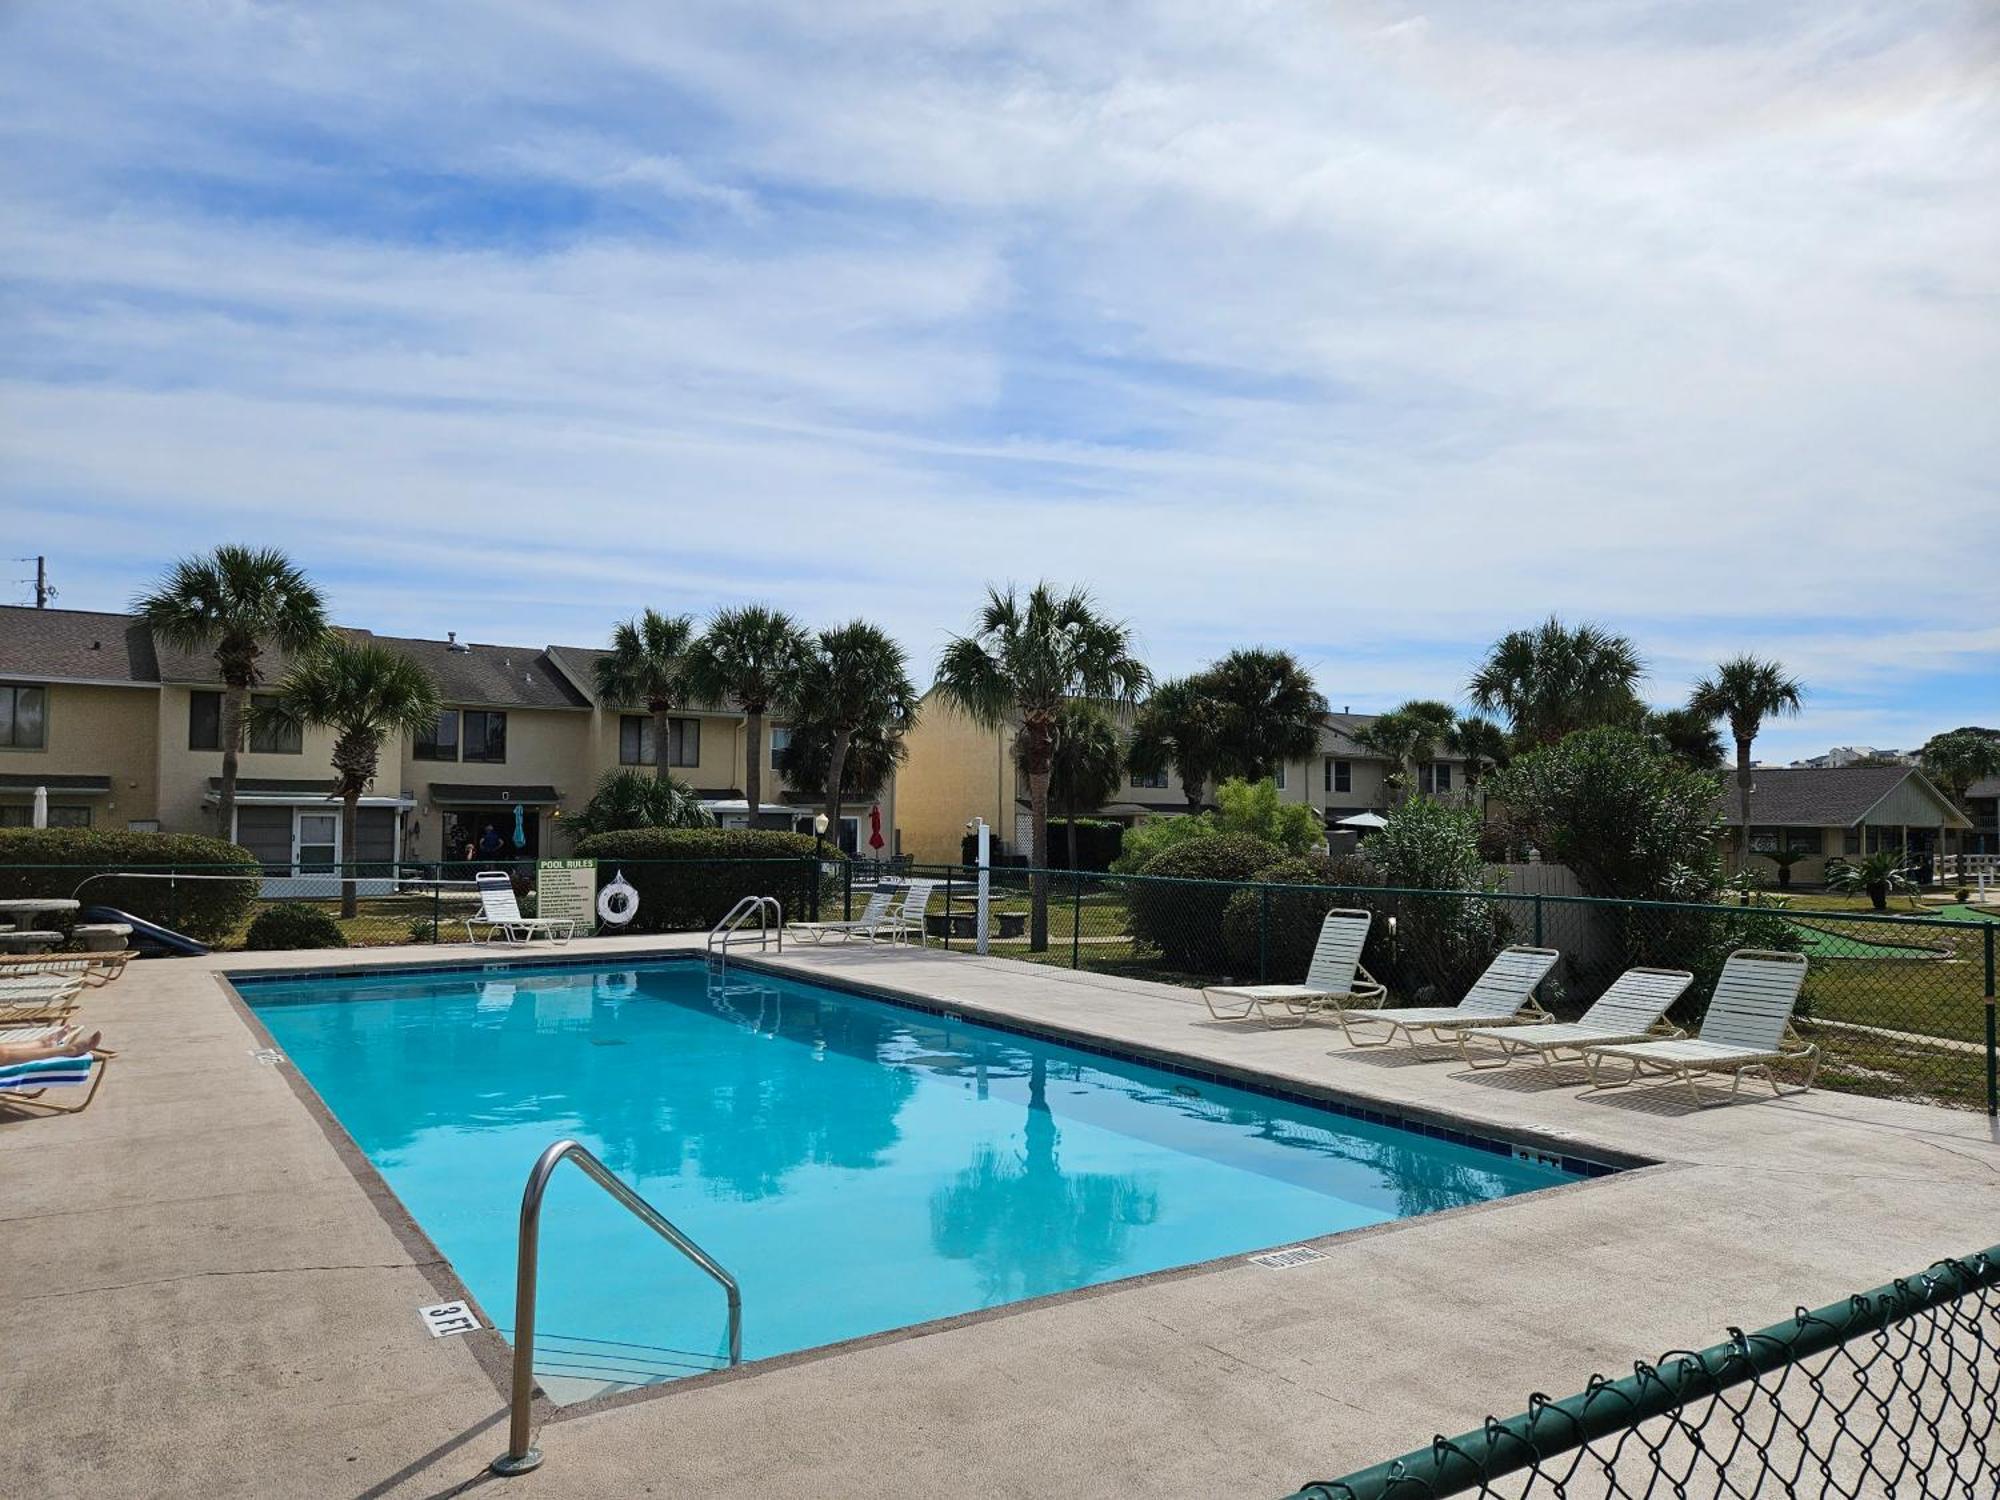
[1028,766,1051,951]
[651,704,673,783]
[822,727,852,847]
[340,787,361,920]
[1182,778,1203,814]
[743,708,765,828]
[218,677,249,841]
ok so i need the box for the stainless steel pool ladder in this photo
[491,1139,743,1477]
[707,895,782,979]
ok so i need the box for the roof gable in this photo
[0,606,158,684]
[1715,766,1971,830]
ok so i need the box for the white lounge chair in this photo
[1329,945,1560,1050]
[0,973,85,1024]
[1202,909,1384,1027]
[885,879,939,946]
[1581,950,1814,1106]
[787,886,899,945]
[463,872,576,946]
[1457,966,1692,1069]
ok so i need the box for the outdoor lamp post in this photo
[813,813,829,920]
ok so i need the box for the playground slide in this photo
[82,905,210,957]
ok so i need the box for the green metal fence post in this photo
[1071,873,1083,970]
[942,873,954,952]
[1533,892,1544,948]
[843,858,853,921]
[433,867,441,944]
[1258,883,1271,983]
[1985,922,1996,1119]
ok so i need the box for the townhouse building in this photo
[0,605,897,874]
[895,691,1471,864]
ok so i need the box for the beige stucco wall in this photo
[398,705,593,859]
[896,696,1016,864]
[0,681,160,829]
[155,684,358,836]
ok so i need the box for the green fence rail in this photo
[2,855,1993,1113]
[1289,1243,2000,1499]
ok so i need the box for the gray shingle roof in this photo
[368,635,589,711]
[0,606,158,684]
[1966,776,2000,801]
[1713,766,1961,827]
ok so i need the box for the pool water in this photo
[242,959,1580,1395]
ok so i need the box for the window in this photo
[248,697,301,755]
[1130,768,1168,790]
[295,811,339,873]
[462,710,507,763]
[415,710,460,762]
[1844,827,1863,855]
[0,804,88,827]
[1785,828,1823,854]
[770,725,792,770]
[620,715,701,767]
[1272,762,1286,790]
[189,691,298,753]
[1419,762,1453,794]
[1749,826,1781,854]
[189,691,222,750]
[1325,759,1352,794]
[0,684,48,749]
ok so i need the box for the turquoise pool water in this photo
[242,959,1580,1394]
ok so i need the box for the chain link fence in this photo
[897,863,1999,1115]
[1290,1244,2000,1499]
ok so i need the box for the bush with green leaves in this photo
[560,769,714,844]
[1361,797,1488,892]
[570,827,825,931]
[1485,726,1726,901]
[1111,777,1322,873]
[0,828,259,943]
[1220,853,1379,978]
[1127,833,1281,972]
[243,903,348,951]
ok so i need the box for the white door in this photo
[295,812,340,877]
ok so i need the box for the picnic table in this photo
[0,898,82,918]
[0,899,83,951]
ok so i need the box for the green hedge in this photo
[1127,834,1281,973]
[244,903,348,951]
[570,828,826,932]
[1220,854,1381,979]
[0,828,259,943]
[1043,818,1124,873]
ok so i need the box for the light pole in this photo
[813,813,829,921]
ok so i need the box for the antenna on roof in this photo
[12,555,54,608]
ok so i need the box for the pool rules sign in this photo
[536,858,598,935]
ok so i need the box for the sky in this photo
[1,1,1995,761]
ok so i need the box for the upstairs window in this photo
[415,710,460,762]
[1130,769,1168,790]
[1,684,48,749]
[620,715,700,766]
[248,698,301,755]
[462,710,508,764]
[769,725,793,770]
[189,691,222,750]
[190,690,297,753]
[1419,762,1453,794]
[1325,759,1351,794]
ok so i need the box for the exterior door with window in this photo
[295,812,340,880]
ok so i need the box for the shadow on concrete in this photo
[352,1405,509,1500]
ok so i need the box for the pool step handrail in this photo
[706,895,782,979]
[492,1138,743,1477]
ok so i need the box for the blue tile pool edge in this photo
[214,957,1660,1423]
[225,948,1645,1181]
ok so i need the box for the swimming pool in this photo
[240,957,1590,1398]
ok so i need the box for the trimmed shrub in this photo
[1221,854,1378,979]
[571,827,824,932]
[0,827,259,943]
[244,903,348,951]
[1127,834,1281,973]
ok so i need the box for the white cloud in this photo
[1,0,1994,764]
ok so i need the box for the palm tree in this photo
[1447,713,1511,800]
[563,768,714,842]
[1467,616,1644,746]
[1353,699,1456,804]
[134,546,330,840]
[784,621,919,838]
[1202,648,1328,781]
[593,609,695,782]
[685,606,813,828]
[1689,655,1805,877]
[1127,676,1225,814]
[256,640,441,918]
[935,584,1149,950]
[1643,706,1727,771]
[1017,702,1123,870]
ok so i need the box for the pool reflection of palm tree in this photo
[931,1057,1159,1302]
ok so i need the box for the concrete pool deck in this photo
[4,935,1997,1499]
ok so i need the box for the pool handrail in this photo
[491,1138,743,1477]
